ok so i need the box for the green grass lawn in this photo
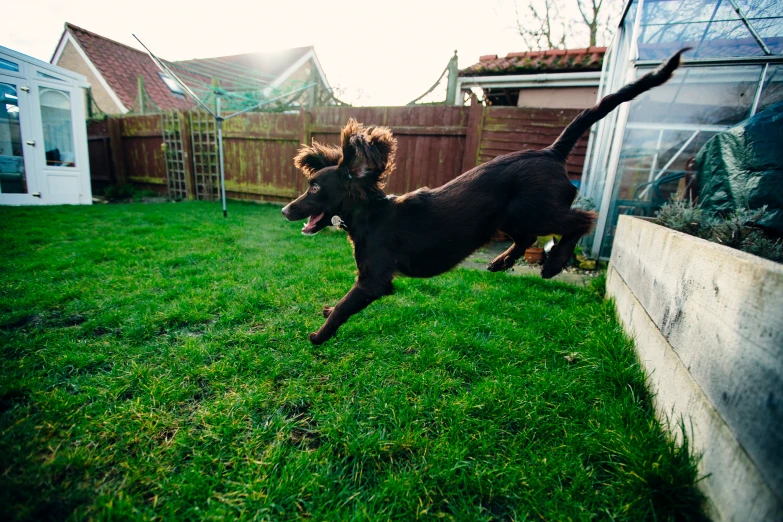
[0,201,705,521]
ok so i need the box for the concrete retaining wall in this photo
[607,216,783,521]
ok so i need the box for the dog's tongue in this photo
[302,212,324,232]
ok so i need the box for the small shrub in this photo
[657,200,703,237]
[740,230,783,263]
[573,194,597,212]
[103,184,135,202]
[103,184,161,203]
[655,201,783,263]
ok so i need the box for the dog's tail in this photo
[548,48,689,161]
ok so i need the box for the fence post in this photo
[107,117,126,186]
[178,111,196,200]
[462,94,485,172]
[298,108,312,191]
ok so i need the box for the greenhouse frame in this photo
[581,0,783,259]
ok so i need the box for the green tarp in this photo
[696,100,783,235]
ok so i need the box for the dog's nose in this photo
[281,205,289,217]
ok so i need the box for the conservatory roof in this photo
[621,0,783,61]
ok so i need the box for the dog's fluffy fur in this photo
[282,50,688,344]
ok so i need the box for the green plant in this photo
[103,184,161,203]
[102,184,136,202]
[657,199,703,237]
[656,201,783,263]
[572,194,597,212]
[533,235,556,248]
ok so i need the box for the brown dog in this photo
[282,50,688,344]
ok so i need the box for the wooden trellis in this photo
[189,110,220,201]
[160,111,187,200]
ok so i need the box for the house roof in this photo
[460,47,607,77]
[53,23,326,112]
[59,23,195,111]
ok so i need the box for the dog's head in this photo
[281,119,397,235]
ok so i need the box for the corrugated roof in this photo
[460,47,607,77]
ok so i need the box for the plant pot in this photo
[523,247,544,265]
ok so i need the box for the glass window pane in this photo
[599,128,719,258]
[757,64,783,113]
[0,58,20,73]
[628,65,762,125]
[750,17,783,55]
[0,83,27,194]
[159,72,184,96]
[636,0,781,60]
[735,0,782,19]
[692,19,769,58]
[40,88,76,168]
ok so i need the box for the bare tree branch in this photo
[515,0,618,50]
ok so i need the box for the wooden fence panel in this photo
[87,104,590,200]
[120,115,167,192]
[86,120,113,195]
[222,112,301,201]
[479,107,588,182]
[308,106,469,195]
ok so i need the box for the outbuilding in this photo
[1,45,92,205]
[580,0,783,259]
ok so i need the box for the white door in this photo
[0,75,42,205]
[31,80,90,205]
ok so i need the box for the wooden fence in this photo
[87,104,588,202]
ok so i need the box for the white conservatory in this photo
[581,0,783,259]
[1,45,92,205]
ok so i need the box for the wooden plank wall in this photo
[88,104,590,200]
[479,107,588,181]
[308,106,469,195]
[221,112,302,201]
[119,115,167,193]
[85,120,113,194]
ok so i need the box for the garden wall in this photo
[607,216,783,521]
[87,104,588,200]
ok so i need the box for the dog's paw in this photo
[487,255,514,272]
[309,332,326,345]
[322,306,334,318]
[540,263,561,279]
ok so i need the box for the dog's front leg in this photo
[309,280,390,345]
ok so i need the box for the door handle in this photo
[32,193,41,198]
[20,86,30,93]
[26,140,35,146]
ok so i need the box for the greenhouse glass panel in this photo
[757,64,783,112]
[596,64,764,258]
[635,0,782,60]
[628,65,761,125]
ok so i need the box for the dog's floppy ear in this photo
[294,141,343,177]
[339,119,397,185]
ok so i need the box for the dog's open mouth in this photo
[301,212,325,235]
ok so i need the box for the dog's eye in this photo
[309,183,320,194]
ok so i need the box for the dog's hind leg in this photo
[541,209,596,279]
[487,233,536,272]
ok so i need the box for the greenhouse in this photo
[581,0,783,259]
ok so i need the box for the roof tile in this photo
[460,47,607,77]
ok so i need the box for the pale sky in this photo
[3,0,621,106]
